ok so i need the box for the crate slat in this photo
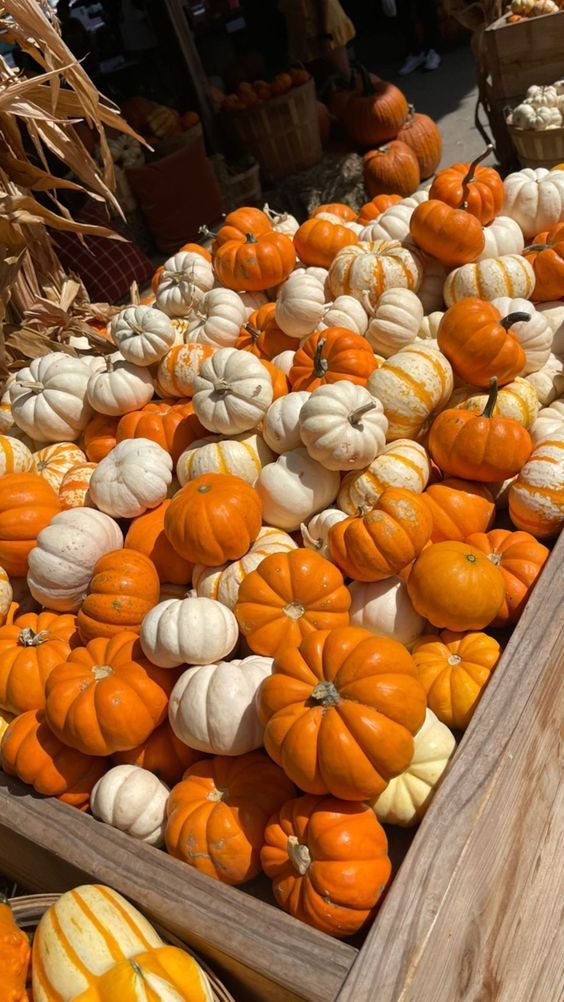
[484,12,564,99]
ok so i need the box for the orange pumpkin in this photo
[58,462,96,510]
[407,541,506,630]
[343,70,408,146]
[125,500,193,585]
[437,298,527,387]
[156,343,216,399]
[396,105,442,180]
[116,400,205,462]
[289,67,311,86]
[257,626,426,799]
[178,242,212,261]
[235,549,350,657]
[214,207,272,249]
[44,632,176,756]
[254,79,273,101]
[363,141,421,198]
[236,303,294,360]
[524,222,564,302]
[261,794,391,938]
[329,488,433,581]
[214,231,296,292]
[0,473,61,577]
[0,891,31,1001]
[0,611,78,715]
[293,218,358,268]
[77,550,160,643]
[82,414,119,462]
[465,529,549,626]
[310,203,357,222]
[289,327,378,392]
[165,751,295,884]
[429,147,504,225]
[409,200,485,268]
[357,193,402,224]
[180,110,200,129]
[421,478,495,542]
[112,719,204,786]
[164,473,262,566]
[412,630,501,729]
[1,709,106,807]
[271,72,293,96]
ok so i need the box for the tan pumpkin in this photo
[327,240,424,310]
[444,255,535,306]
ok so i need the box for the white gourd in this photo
[366,288,424,356]
[89,439,172,518]
[512,104,562,130]
[90,765,169,846]
[418,311,444,339]
[348,576,426,647]
[536,301,564,355]
[368,343,453,440]
[359,202,415,243]
[530,399,564,443]
[86,356,154,416]
[478,216,525,260]
[186,288,247,348]
[418,256,447,313]
[300,508,348,560]
[318,296,369,335]
[193,527,296,609]
[177,431,274,486]
[262,391,310,453]
[192,348,273,434]
[525,84,559,108]
[275,273,326,338]
[526,353,564,404]
[298,382,388,470]
[491,296,552,374]
[9,354,92,442]
[140,596,238,668]
[502,168,564,236]
[444,255,536,306]
[263,204,299,236]
[530,0,558,15]
[257,447,340,530]
[270,350,295,375]
[156,251,214,317]
[338,439,431,514]
[110,306,175,366]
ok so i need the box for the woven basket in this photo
[225,79,322,183]
[507,122,564,169]
[10,893,235,1002]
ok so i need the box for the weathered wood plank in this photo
[336,530,564,1002]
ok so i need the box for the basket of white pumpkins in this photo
[507,81,564,167]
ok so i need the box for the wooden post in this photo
[163,0,221,151]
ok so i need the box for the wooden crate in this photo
[0,533,562,1002]
[484,12,564,101]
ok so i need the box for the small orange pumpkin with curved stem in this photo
[429,146,503,225]
[236,304,295,359]
[214,231,296,292]
[437,298,527,387]
[409,199,485,268]
[289,327,378,391]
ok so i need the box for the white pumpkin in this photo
[90,765,169,846]
[348,576,426,647]
[338,439,431,515]
[263,204,299,236]
[262,391,310,453]
[536,301,564,356]
[109,306,175,366]
[401,189,429,208]
[275,273,326,339]
[187,288,247,348]
[140,595,238,668]
[418,311,444,339]
[240,290,268,314]
[371,709,456,827]
[318,296,369,336]
[156,251,214,317]
[327,240,424,309]
[418,256,447,313]
[270,350,295,375]
[298,381,388,471]
[89,439,172,518]
[300,508,348,560]
[33,442,86,492]
[168,656,272,755]
[366,288,424,357]
[359,202,414,243]
[27,508,123,612]
[526,353,564,404]
[512,103,562,130]
[478,216,525,260]
[502,168,564,236]
[192,348,273,434]
[177,431,274,487]
[86,356,154,416]
[257,447,340,530]
[193,526,296,609]
[530,0,558,15]
[444,255,536,306]
[368,342,453,441]
[9,354,92,442]
[530,399,564,443]
[0,435,33,476]
[491,296,552,374]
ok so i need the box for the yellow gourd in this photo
[71,945,213,1002]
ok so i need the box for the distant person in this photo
[279,0,356,78]
[382,0,441,75]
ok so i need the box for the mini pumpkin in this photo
[429,147,503,224]
[437,299,527,387]
[0,473,61,577]
[288,327,378,392]
[82,413,118,462]
[193,526,297,610]
[338,439,431,515]
[298,381,388,471]
[116,400,205,463]
[508,429,564,538]
[293,218,358,269]
[125,500,193,585]
[0,610,78,715]
[363,141,420,198]
[164,472,262,565]
[77,549,160,643]
[214,231,296,292]
[156,343,216,399]
[524,222,564,301]
[466,529,549,625]
[58,462,96,510]
[396,105,442,179]
[256,448,340,530]
[407,541,506,630]
[412,630,502,729]
[409,199,485,268]
[421,478,495,541]
[112,719,203,786]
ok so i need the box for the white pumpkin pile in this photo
[510,81,564,132]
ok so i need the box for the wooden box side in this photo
[484,12,564,99]
[335,531,564,1002]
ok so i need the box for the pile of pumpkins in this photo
[506,0,563,22]
[220,67,312,114]
[510,80,564,132]
[0,154,563,943]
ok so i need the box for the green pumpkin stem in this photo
[500,311,531,330]
[312,338,329,378]
[482,376,498,419]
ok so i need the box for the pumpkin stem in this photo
[263,203,285,223]
[300,522,322,550]
[448,654,462,666]
[406,103,415,124]
[91,664,113,680]
[198,224,216,240]
[460,144,493,208]
[208,786,226,802]
[213,377,232,395]
[18,627,49,647]
[17,380,44,393]
[312,338,328,378]
[287,835,312,876]
[482,376,498,419]
[105,355,114,373]
[245,233,258,244]
[283,601,305,620]
[243,323,261,341]
[500,311,531,330]
[523,243,551,253]
[311,680,340,706]
[378,145,391,155]
[349,401,376,426]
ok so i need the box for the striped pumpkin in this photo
[156,343,216,398]
[192,526,297,610]
[368,343,453,441]
[0,435,33,476]
[32,884,163,1001]
[177,431,274,488]
[59,462,97,509]
[448,378,540,429]
[338,440,431,515]
[509,430,564,538]
[33,442,86,492]
[444,255,535,306]
[328,239,424,309]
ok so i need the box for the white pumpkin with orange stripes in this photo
[338,439,431,515]
[156,342,216,398]
[33,441,86,492]
[0,434,33,476]
[192,525,297,609]
[448,378,539,429]
[187,287,247,348]
[509,429,564,538]
[367,342,453,441]
[328,239,424,309]
[59,461,97,509]
[443,255,536,306]
[177,431,274,487]
[491,297,552,375]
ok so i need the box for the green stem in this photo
[501,311,531,330]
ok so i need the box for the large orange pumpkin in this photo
[343,70,408,146]
[261,794,391,938]
[409,200,485,268]
[44,632,176,756]
[0,611,79,715]
[429,147,504,225]
[396,105,442,180]
[77,550,160,643]
[407,541,506,630]
[524,222,564,302]
[213,207,272,249]
[116,400,205,463]
[214,232,296,292]
[329,488,433,582]
[235,549,351,657]
[412,630,501,729]
[0,473,61,577]
[164,473,262,566]
[465,529,549,626]
[257,626,426,800]
[437,299,527,388]
[112,720,204,786]
[363,141,420,198]
[293,218,358,269]
[1,709,105,807]
[82,414,119,462]
[289,327,378,391]
[421,478,495,542]
[125,500,193,585]
[165,751,295,884]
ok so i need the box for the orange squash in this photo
[214,232,296,292]
[82,414,119,462]
[77,550,160,643]
[235,549,351,657]
[310,203,356,222]
[165,752,295,884]
[524,222,564,302]
[116,400,205,463]
[293,218,357,268]
[0,473,61,577]
[407,541,506,630]
[213,207,272,249]
[429,147,504,225]
[0,611,79,714]
[236,304,295,360]
[125,500,193,584]
[164,473,262,566]
[412,630,502,729]
[289,327,378,391]
[396,105,442,180]
[357,193,402,224]
[409,199,485,268]
[261,794,391,938]
[421,478,495,542]
[112,720,204,786]
[465,529,549,625]
[0,891,31,1002]
[437,298,527,388]
[257,626,426,799]
[363,141,420,198]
